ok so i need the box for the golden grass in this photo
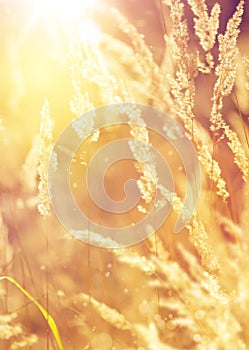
[0,0,249,349]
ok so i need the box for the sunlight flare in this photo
[32,0,98,23]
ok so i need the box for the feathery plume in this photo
[210,0,248,181]
[77,293,134,332]
[165,0,230,200]
[187,0,220,52]
[37,99,53,216]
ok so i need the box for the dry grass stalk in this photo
[187,0,220,52]
[77,293,134,333]
[37,99,53,216]
[2,0,249,348]
[164,0,230,201]
[210,0,248,181]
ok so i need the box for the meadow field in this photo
[0,0,249,349]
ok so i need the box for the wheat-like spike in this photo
[113,248,156,275]
[187,0,220,52]
[187,214,220,274]
[164,0,189,58]
[165,0,230,200]
[210,0,248,181]
[120,104,157,205]
[69,42,103,143]
[167,66,229,199]
[77,293,135,333]
[71,230,122,248]
[147,179,220,274]
[187,0,220,72]
[157,181,220,274]
[196,51,215,74]
[37,99,53,217]
[74,292,178,349]
[223,125,248,181]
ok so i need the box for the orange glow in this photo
[1,1,249,349]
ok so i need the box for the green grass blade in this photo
[0,275,64,350]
